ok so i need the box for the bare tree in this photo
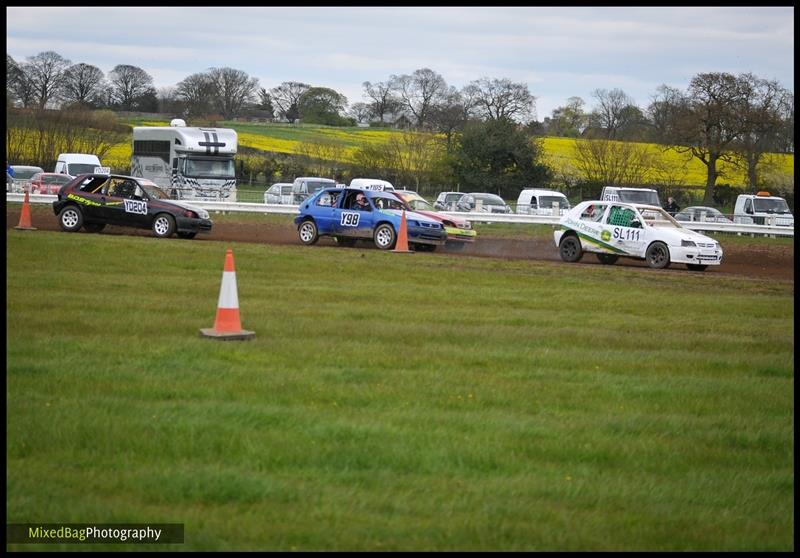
[6,54,33,108]
[59,63,106,108]
[296,139,347,176]
[462,77,536,123]
[543,96,587,137]
[270,81,310,122]
[362,80,400,123]
[573,138,656,186]
[108,64,155,110]
[208,67,259,119]
[732,74,793,189]
[389,68,450,129]
[22,51,72,109]
[648,73,750,204]
[175,72,216,117]
[349,102,371,124]
[589,88,636,139]
[256,87,275,119]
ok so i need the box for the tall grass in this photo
[6,230,793,551]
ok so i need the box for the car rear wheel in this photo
[559,234,583,262]
[177,231,197,239]
[646,242,671,269]
[298,219,319,245]
[58,205,83,232]
[83,222,105,233]
[596,253,619,265]
[686,264,708,272]
[374,223,396,250]
[152,213,176,238]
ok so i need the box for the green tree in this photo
[298,87,349,126]
[450,117,552,198]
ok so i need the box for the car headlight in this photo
[681,240,696,247]
[408,220,420,227]
[198,209,209,219]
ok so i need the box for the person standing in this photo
[665,196,680,215]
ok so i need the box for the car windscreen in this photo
[639,208,682,228]
[307,181,335,193]
[475,194,505,205]
[406,198,434,211]
[67,163,100,176]
[43,174,72,184]
[184,158,235,179]
[618,190,660,205]
[753,198,791,214]
[538,195,569,208]
[140,182,170,199]
[372,195,405,211]
[13,168,43,179]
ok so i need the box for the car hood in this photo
[165,200,210,218]
[380,209,441,225]
[659,227,717,245]
[413,209,469,225]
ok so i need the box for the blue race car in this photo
[294,187,447,251]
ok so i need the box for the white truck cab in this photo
[54,153,103,178]
[349,178,395,192]
[733,192,794,227]
[601,186,661,207]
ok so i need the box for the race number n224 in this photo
[340,212,360,227]
[123,199,148,215]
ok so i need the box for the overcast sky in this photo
[6,6,794,119]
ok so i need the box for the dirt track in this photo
[8,209,794,282]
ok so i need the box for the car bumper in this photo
[408,225,447,245]
[669,246,723,265]
[176,216,213,234]
[444,225,477,242]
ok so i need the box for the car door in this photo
[335,190,374,239]
[600,204,647,257]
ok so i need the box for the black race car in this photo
[52,173,212,239]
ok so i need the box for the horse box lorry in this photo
[131,119,238,201]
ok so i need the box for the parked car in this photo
[674,206,733,224]
[29,172,73,195]
[54,153,103,178]
[732,192,794,227]
[9,165,45,193]
[52,172,212,238]
[455,193,512,214]
[264,182,294,204]
[433,191,463,211]
[554,200,723,271]
[291,176,337,204]
[516,188,571,215]
[391,190,477,249]
[294,187,446,251]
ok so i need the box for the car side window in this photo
[580,203,606,222]
[606,205,635,227]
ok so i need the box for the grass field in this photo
[6,229,794,551]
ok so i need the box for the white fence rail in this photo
[7,193,794,237]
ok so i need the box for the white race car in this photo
[554,201,723,271]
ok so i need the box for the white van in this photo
[733,192,794,227]
[54,153,103,178]
[349,178,395,192]
[516,189,571,215]
[600,186,661,207]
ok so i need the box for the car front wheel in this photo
[374,223,396,250]
[559,235,583,262]
[58,205,83,232]
[298,219,319,245]
[646,242,671,269]
[152,213,176,238]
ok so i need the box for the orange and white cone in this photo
[14,188,37,231]
[200,249,255,340]
[391,210,413,253]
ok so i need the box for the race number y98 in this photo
[340,212,360,227]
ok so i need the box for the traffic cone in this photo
[200,249,255,340]
[391,210,413,253]
[14,188,37,231]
